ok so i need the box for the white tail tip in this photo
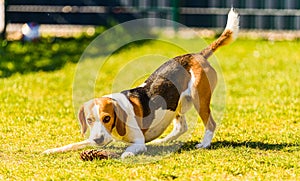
[225,8,239,40]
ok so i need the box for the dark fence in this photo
[5,0,142,26]
[2,0,300,34]
[180,0,300,30]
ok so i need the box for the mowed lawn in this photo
[0,36,299,180]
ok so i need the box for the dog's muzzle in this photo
[94,136,104,145]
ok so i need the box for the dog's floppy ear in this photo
[112,101,127,136]
[78,105,87,137]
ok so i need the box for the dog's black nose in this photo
[94,136,104,144]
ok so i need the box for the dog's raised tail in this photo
[200,8,239,59]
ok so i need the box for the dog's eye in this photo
[87,118,93,124]
[103,116,111,123]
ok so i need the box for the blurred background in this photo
[1,0,300,40]
[1,0,300,77]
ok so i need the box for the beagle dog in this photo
[43,8,239,158]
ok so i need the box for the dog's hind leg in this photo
[151,95,193,144]
[151,114,188,144]
[193,91,216,149]
[191,66,217,149]
[195,114,216,149]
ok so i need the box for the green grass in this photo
[0,36,94,77]
[0,36,300,180]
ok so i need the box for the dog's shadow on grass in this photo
[104,140,299,157]
[179,140,300,152]
[94,140,299,163]
[105,142,187,157]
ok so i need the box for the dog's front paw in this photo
[121,144,147,159]
[121,151,135,159]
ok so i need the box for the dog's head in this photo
[78,97,128,145]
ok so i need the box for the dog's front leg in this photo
[42,140,93,154]
[121,139,147,159]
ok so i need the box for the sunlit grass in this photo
[0,37,299,180]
